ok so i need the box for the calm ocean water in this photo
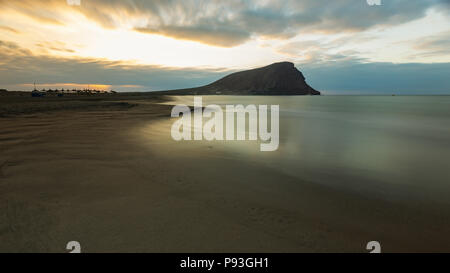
[156,95,450,204]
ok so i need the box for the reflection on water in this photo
[147,95,450,203]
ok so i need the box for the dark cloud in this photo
[90,0,447,46]
[124,0,445,45]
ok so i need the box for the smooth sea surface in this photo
[153,95,450,204]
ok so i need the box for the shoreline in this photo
[1,94,450,252]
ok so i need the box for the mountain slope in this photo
[163,62,320,95]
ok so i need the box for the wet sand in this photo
[1,93,450,252]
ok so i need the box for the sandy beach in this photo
[1,93,450,253]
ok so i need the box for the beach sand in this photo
[1,93,450,252]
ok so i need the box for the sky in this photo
[0,0,449,94]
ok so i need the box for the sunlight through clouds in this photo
[0,0,449,91]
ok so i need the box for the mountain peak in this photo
[267,61,295,67]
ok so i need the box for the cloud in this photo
[101,0,446,47]
[412,31,450,58]
[0,1,449,93]
[134,25,249,47]
[1,40,448,94]
[35,41,76,54]
[1,0,445,47]
[276,36,371,64]
[0,40,32,57]
[0,25,20,34]
[0,40,229,91]
[0,0,66,25]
